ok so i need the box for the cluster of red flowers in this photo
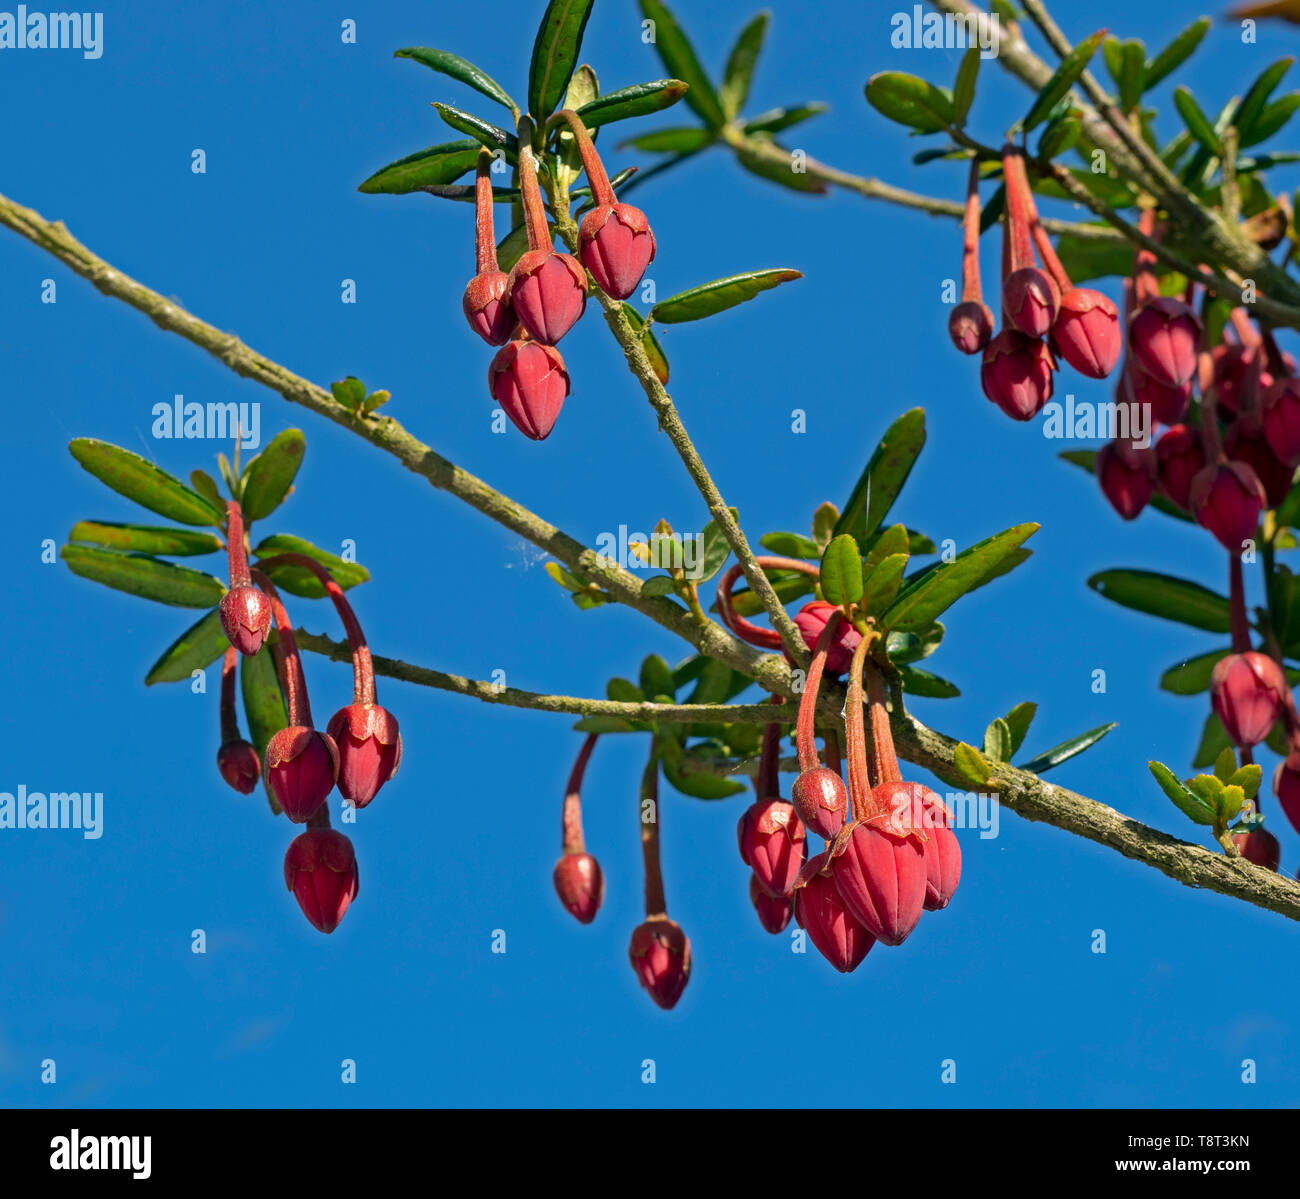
[462,113,655,440]
[216,500,401,932]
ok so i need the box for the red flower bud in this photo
[462,270,515,346]
[791,766,848,840]
[1123,359,1190,426]
[1155,424,1207,510]
[1210,651,1288,747]
[578,203,656,300]
[737,798,808,898]
[1189,461,1265,551]
[794,856,875,973]
[1209,343,1253,416]
[749,874,793,934]
[1262,377,1300,468]
[830,801,928,946]
[790,601,861,675]
[948,300,995,355]
[1231,827,1280,872]
[553,851,605,924]
[216,739,260,795]
[1224,418,1293,509]
[1097,441,1153,520]
[263,726,339,822]
[1273,754,1300,835]
[628,917,691,1010]
[505,249,587,345]
[1129,297,1201,388]
[914,786,962,911]
[284,828,359,934]
[1053,288,1121,379]
[1002,266,1059,338]
[980,329,1054,421]
[219,583,273,656]
[488,340,570,441]
[325,703,402,808]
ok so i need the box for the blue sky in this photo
[2,0,1298,1107]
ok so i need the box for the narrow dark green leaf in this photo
[144,608,227,685]
[1020,722,1118,775]
[720,12,768,120]
[1160,648,1231,695]
[953,46,980,126]
[760,531,820,558]
[62,545,226,608]
[864,523,910,569]
[1233,56,1294,142]
[1003,701,1037,756]
[240,429,305,523]
[252,535,369,597]
[69,521,221,557]
[1241,92,1300,147]
[744,103,828,134]
[190,469,223,512]
[1116,39,1146,113]
[433,103,518,161]
[1174,86,1224,154]
[661,744,747,799]
[395,47,518,112]
[639,0,726,128]
[575,78,689,130]
[1088,569,1231,633]
[529,0,596,121]
[896,665,960,699]
[819,534,863,606]
[1023,29,1107,131]
[242,636,289,813]
[358,139,481,194]
[865,71,955,133]
[1038,114,1082,159]
[1144,18,1210,91]
[862,552,908,616]
[834,408,927,544]
[1149,760,1217,825]
[648,268,802,324]
[69,438,223,527]
[621,126,714,153]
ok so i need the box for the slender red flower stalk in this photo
[216,645,260,794]
[219,501,273,656]
[462,149,515,345]
[790,612,850,838]
[554,733,605,924]
[949,157,994,355]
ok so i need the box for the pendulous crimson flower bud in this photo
[1155,424,1207,510]
[1097,441,1153,520]
[1189,460,1266,551]
[749,874,792,935]
[1209,343,1259,416]
[791,766,848,839]
[1129,297,1201,388]
[579,203,656,300]
[980,329,1054,421]
[553,851,605,924]
[791,601,861,675]
[219,583,273,656]
[914,786,962,911]
[948,300,995,355]
[462,271,515,346]
[1002,266,1059,338]
[794,856,875,973]
[326,703,402,808]
[488,339,570,441]
[831,802,928,946]
[628,917,691,1009]
[217,739,260,795]
[1053,288,1121,379]
[263,726,340,822]
[1210,652,1289,747]
[1224,418,1293,510]
[1273,754,1300,835]
[1123,360,1190,426]
[284,828,359,934]
[1232,827,1280,872]
[1262,377,1300,468]
[505,249,587,345]
[737,799,807,898]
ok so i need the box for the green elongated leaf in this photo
[896,664,959,699]
[1234,56,1294,142]
[954,742,992,786]
[1242,92,1300,147]
[661,743,747,799]
[1149,760,1217,826]
[760,531,820,558]
[145,608,227,684]
[953,46,980,126]
[864,523,909,569]
[1088,569,1231,633]
[734,139,828,193]
[395,47,518,112]
[1116,39,1145,113]
[697,509,737,584]
[639,0,726,127]
[834,408,926,544]
[1038,113,1081,159]
[1003,702,1037,756]
[621,304,669,384]
[607,677,644,703]
[1174,86,1224,154]
[190,469,223,512]
[1160,648,1230,695]
[241,636,288,813]
[720,12,768,120]
[621,126,714,153]
[574,78,689,130]
[69,521,221,557]
[820,534,863,606]
[726,571,816,617]
[434,103,518,161]
[69,439,223,527]
[744,103,828,134]
[1020,722,1118,775]
[240,429,305,523]
[1144,18,1210,91]
[529,0,596,121]
[648,269,802,324]
[883,523,1038,633]
[983,718,1012,763]
[252,535,369,597]
[886,621,944,664]
[640,654,675,701]
[812,502,839,550]
[865,72,954,133]
[1059,448,1193,522]
[358,139,481,194]
[62,545,226,608]
[1024,29,1107,131]
[683,657,730,704]
[862,552,908,616]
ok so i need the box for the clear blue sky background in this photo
[2,0,1297,1108]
